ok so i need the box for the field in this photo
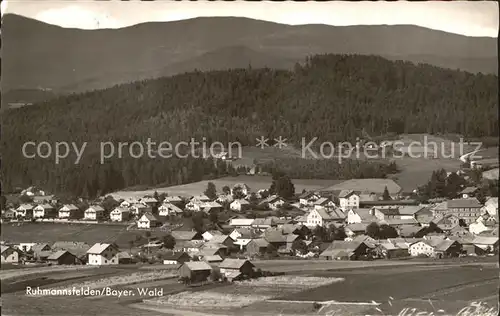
[111,175,343,200]
[1,258,497,316]
[0,222,165,248]
[109,133,476,198]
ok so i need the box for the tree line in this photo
[2,54,497,197]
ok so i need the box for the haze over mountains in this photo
[2,13,498,101]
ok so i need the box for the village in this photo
[1,169,498,287]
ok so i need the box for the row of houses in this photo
[318,234,499,260]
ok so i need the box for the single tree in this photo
[209,211,218,224]
[378,224,398,239]
[270,172,295,199]
[291,239,308,254]
[382,186,391,201]
[204,182,217,200]
[162,234,176,249]
[222,186,231,195]
[366,222,381,239]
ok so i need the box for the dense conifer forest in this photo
[2,54,497,197]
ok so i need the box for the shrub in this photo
[313,302,322,310]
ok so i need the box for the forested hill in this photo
[2,14,497,95]
[2,54,498,197]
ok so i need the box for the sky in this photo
[2,0,499,37]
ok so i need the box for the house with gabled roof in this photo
[58,204,80,219]
[171,230,203,242]
[230,228,262,251]
[434,198,483,225]
[110,207,131,222]
[338,190,360,210]
[219,258,255,281]
[202,201,223,214]
[259,195,285,210]
[471,236,499,254]
[246,238,270,256]
[15,204,34,219]
[299,191,321,207]
[346,208,377,224]
[230,199,251,212]
[306,207,345,228]
[84,205,105,221]
[313,197,336,209]
[206,235,234,249]
[47,250,80,265]
[1,246,21,263]
[86,243,119,265]
[137,213,160,229]
[202,254,223,263]
[162,251,191,265]
[33,204,56,219]
[344,223,370,238]
[185,199,202,212]
[158,203,183,216]
[435,214,461,231]
[319,240,373,260]
[178,261,212,282]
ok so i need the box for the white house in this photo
[202,230,223,242]
[346,209,376,224]
[58,204,80,219]
[110,208,131,222]
[229,218,255,228]
[84,205,105,220]
[137,213,160,229]
[259,195,285,210]
[230,199,250,212]
[469,221,490,235]
[408,241,435,257]
[1,246,20,263]
[33,204,56,218]
[231,183,251,197]
[338,190,360,210]
[15,204,34,219]
[119,199,137,208]
[299,191,321,207]
[306,207,345,228]
[86,243,119,265]
[159,203,183,216]
[185,199,202,212]
[483,197,498,217]
[313,198,336,209]
[15,242,37,252]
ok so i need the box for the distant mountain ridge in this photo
[2,14,498,97]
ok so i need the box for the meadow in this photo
[0,222,163,249]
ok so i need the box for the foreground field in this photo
[1,259,497,316]
[0,223,165,248]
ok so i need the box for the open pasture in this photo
[111,175,342,199]
[0,222,166,248]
